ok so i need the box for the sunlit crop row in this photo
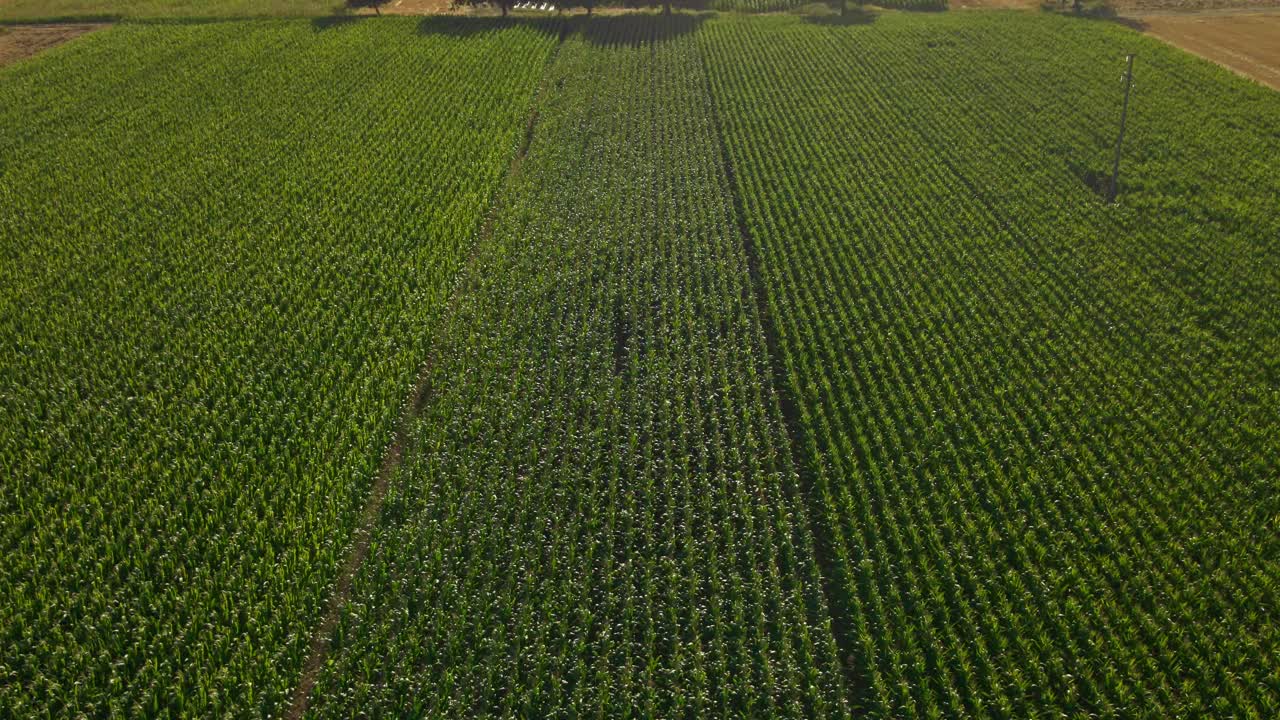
[305,17,851,718]
[701,12,1280,719]
[0,18,555,717]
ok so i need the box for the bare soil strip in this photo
[1132,12,1280,89]
[951,0,1039,11]
[382,0,457,13]
[283,29,565,719]
[284,388,418,718]
[1119,0,1280,12]
[0,23,105,68]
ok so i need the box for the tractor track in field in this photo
[283,26,567,719]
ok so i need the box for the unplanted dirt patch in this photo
[0,23,104,67]
[952,0,1038,10]
[373,0,455,13]
[1118,0,1280,10]
[1131,11,1280,89]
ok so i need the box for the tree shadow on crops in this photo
[624,0,717,9]
[415,14,563,39]
[311,14,368,30]
[801,5,876,26]
[576,11,710,47]
[0,14,123,24]
[120,15,312,25]
[1111,15,1148,31]
[304,3,708,41]
[346,0,392,12]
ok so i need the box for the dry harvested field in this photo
[947,0,1280,91]
[1120,0,1280,10]
[0,23,102,66]
[1129,11,1280,89]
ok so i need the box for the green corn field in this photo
[1,7,1276,719]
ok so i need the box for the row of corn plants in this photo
[700,11,1279,719]
[0,18,556,717]
[304,15,851,718]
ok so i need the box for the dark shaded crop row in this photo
[701,12,1279,719]
[306,17,851,718]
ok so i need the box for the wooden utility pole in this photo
[1107,53,1136,204]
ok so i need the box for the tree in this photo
[838,0,863,19]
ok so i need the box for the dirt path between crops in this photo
[951,0,1038,10]
[0,23,105,68]
[282,28,566,719]
[380,0,455,13]
[1127,11,1280,89]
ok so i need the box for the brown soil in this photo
[1118,0,1280,11]
[0,23,104,68]
[952,0,1039,10]
[1127,11,1280,89]
[946,0,1280,92]
[946,0,1280,12]
[377,0,457,13]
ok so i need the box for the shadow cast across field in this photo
[398,11,709,44]
[71,15,307,25]
[345,0,392,13]
[308,13,566,37]
[415,14,564,38]
[93,10,353,25]
[801,6,877,26]
[0,14,123,24]
[1064,158,1131,202]
[576,11,711,47]
[311,13,367,30]
[1112,15,1149,31]
[1038,1,1120,20]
